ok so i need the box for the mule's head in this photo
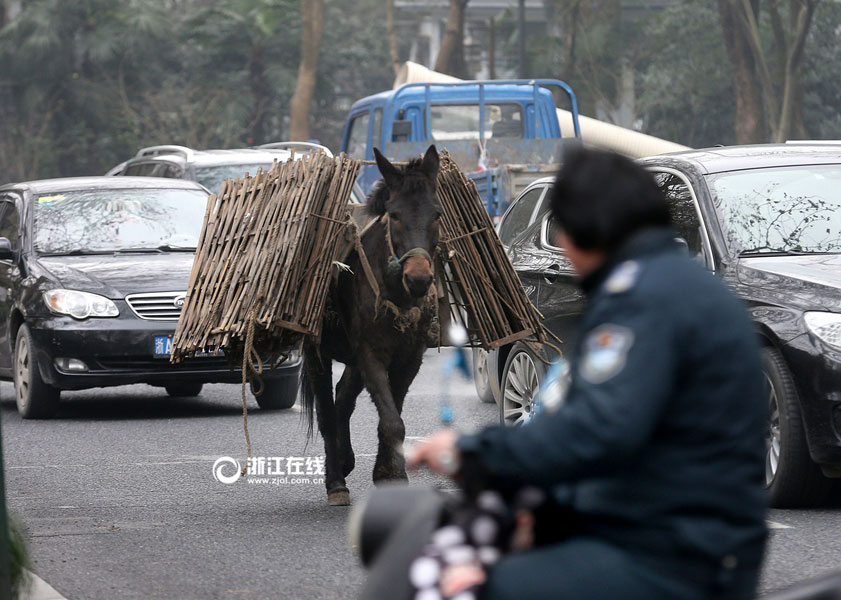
[368,145,441,299]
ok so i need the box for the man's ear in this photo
[374,147,401,189]
[421,144,439,181]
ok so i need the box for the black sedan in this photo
[0,177,300,418]
[480,143,841,507]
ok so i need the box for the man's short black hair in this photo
[550,147,671,252]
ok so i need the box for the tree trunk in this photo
[289,0,324,141]
[774,0,816,142]
[717,0,768,143]
[434,0,470,78]
[386,0,400,76]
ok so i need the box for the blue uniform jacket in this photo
[458,228,768,568]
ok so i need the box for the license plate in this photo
[153,336,223,358]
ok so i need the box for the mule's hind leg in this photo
[335,366,363,478]
[304,353,350,506]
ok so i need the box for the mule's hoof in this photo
[328,490,351,506]
[373,472,409,486]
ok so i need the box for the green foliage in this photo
[0,0,393,181]
[800,1,841,139]
[637,0,736,147]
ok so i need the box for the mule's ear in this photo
[366,181,388,216]
[421,144,439,180]
[373,147,401,189]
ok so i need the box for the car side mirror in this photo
[0,237,13,261]
[674,237,689,252]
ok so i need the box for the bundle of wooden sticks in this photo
[170,150,550,367]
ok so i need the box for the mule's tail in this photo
[300,345,317,440]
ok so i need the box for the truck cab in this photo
[341,80,581,217]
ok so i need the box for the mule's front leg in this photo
[304,352,350,506]
[359,349,408,483]
[335,366,363,478]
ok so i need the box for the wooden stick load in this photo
[170,150,550,369]
[170,152,360,363]
[436,152,548,349]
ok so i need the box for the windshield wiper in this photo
[113,247,164,254]
[38,249,114,257]
[154,244,197,252]
[738,248,817,257]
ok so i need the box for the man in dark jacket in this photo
[408,147,768,599]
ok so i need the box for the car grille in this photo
[95,356,232,371]
[125,291,186,321]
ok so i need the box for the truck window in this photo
[430,104,523,141]
[487,104,523,139]
[346,112,370,159]
[372,108,383,149]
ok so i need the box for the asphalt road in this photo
[1,350,839,599]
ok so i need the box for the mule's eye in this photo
[390,212,402,222]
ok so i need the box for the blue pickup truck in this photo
[340,80,581,218]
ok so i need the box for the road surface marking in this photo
[21,570,67,600]
[767,521,793,529]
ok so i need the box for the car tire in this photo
[472,348,495,404]
[763,346,838,508]
[255,375,299,410]
[14,324,60,419]
[165,383,204,397]
[499,342,545,426]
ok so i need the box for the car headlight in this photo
[43,289,119,319]
[804,311,841,351]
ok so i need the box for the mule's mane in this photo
[366,156,435,217]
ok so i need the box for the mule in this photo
[302,145,441,506]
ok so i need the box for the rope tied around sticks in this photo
[239,306,264,475]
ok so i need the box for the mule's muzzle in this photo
[402,254,434,298]
[405,273,433,298]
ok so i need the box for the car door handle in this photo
[543,264,562,283]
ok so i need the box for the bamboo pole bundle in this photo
[435,151,548,350]
[170,149,547,369]
[170,152,360,363]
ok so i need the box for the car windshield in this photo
[707,164,841,255]
[33,188,209,254]
[195,164,273,194]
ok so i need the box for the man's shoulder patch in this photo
[603,260,640,294]
[579,324,634,384]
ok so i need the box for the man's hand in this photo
[406,428,460,476]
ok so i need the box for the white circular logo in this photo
[174,294,186,308]
[212,457,242,484]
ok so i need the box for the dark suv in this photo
[0,177,301,418]
[481,143,841,507]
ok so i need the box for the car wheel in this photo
[165,383,204,397]
[255,375,299,410]
[472,348,495,404]
[14,324,60,419]
[763,346,838,507]
[500,342,545,426]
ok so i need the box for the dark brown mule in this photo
[302,145,441,506]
